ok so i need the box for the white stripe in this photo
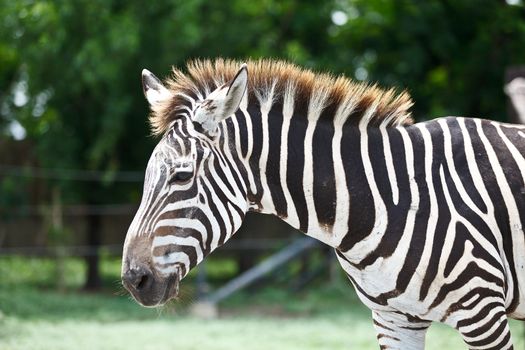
[226,117,248,195]
[130,155,167,236]
[493,122,525,307]
[303,88,330,242]
[239,92,258,196]
[438,119,501,257]
[439,119,486,215]
[461,293,480,309]
[201,175,233,249]
[279,83,300,228]
[475,119,521,245]
[154,252,190,276]
[207,155,245,207]
[380,125,399,205]
[331,92,359,246]
[210,140,247,205]
[457,119,511,304]
[257,83,276,213]
[194,187,222,252]
[154,218,207,244]
[457,118,495,214]
[345,102,387,259]
[369,126,419,296]
[154,217,207,232]
[153,235,204,265]
[331,103,356,245]
[227,202,243,240]
[153,235,201,248]
[163,198,198,212]
[411,123,439,305]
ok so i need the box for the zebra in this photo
[121,58,525,349]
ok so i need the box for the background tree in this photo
[1,0,525,288]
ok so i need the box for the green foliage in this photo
[326,0,525,120]
[1,0,525,205]
[0,256,96,289]
[0,176,29,210]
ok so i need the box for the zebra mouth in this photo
[161,270,180,304]
[123,266,180,308]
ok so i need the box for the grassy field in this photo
[0,256,524,349]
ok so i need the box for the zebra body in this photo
[333,118,525,348]
[122,59,525,349]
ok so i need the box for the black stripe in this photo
[286,103,309,232]
[429,261,504,309]
[312,111,337,229]
[201,181,227,246]
[246,102,264,205]
[473,119,521,313]
[338,125,375,252]
[266,101,288,217]
[391,126,430,296]
[234,109,249,158]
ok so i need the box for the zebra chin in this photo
[122,263,181,308]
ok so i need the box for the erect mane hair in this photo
[149,58,414,135]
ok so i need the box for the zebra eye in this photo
[170,170,193,184]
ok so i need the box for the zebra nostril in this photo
[123,265,152,292]
[136,273,149,290]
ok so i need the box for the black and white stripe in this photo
[124,63,525,349]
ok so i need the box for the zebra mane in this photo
[150,58,414,135]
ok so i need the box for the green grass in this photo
[0,257,524,349]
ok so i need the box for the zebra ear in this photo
[193,64,248,135]
[142,69,172,108]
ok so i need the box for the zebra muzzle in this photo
[122,262,180,307]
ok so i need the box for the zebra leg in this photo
[453,304,514,350]
[372,311,430,350]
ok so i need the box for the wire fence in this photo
[0,164,144,182]
[3,204,138,217]
[0,164,301,264]
[0,239,295,257]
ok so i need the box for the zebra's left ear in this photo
[193,63,248,135]
[142,69,172,108]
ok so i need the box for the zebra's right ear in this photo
[141,69,172,108]
[193,64,248,136]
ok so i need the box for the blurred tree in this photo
[0,0,163,289]
[1,0,525,288]
[326,0,525,120]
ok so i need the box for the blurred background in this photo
[2,0,525,349]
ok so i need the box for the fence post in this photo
[190,237,318,318]
[196,261,209,300]
[51,186,66,291]
[84,208,101,290]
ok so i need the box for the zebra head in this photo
[122,65,249,307]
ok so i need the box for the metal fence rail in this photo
[204,236,319,304]
[0,238,297,257]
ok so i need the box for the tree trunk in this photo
[84,211,101,290]
[237,251,257,275]
[51,186,66,291]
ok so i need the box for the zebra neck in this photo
[335,123,421,260]
[234,101,419,249]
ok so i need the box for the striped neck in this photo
[223,93,416,249]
